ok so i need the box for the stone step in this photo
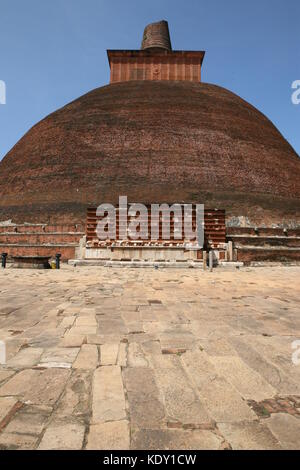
[0,244,78,261]
[229,236,300,248]
[0,233,83,244]
[0,224,84,234]
[236,246,300,264]
[69,259,204,268]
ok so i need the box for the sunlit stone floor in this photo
[0,265,299,450]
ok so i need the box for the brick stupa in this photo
[0,21,299,227]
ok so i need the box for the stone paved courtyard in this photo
[0,265,299,450]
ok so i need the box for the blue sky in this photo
[0,0,299,161]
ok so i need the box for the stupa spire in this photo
[141,20,172,51]
[107,20,205,84]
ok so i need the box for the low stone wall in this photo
[85,246,201,262]
[227,227,300,265]
[0,223,84,261]
[236,247,300,264]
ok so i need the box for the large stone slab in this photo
[0,432,38,450]
[0,369,37,397]
[61,332,86,348]
[100,344,119,366]
[86,420,130,450]
[229,336,300,395]
[246,334,300,384]
[182,350,256,423]
[92,366,126,423]
[265,413,300,450]
[7,347,43,368]
[0,368,70,406]
[0,338,24,362]
[28,328,65,348]
[70,326,97,335]
[38,421,85,450]
[118,342,127,367]
[131,428,223,450]
[197,376,256,423]
[128,342,149,368]
[73,344,98,369]
[98,318,128,336]
[0,397,20,430]
[5,405,51,435]
[87,334,122,345]
[199,338,239,357]
[0,305,20,316]
[59,316,76,328]
[54,369,92,420]
[218,421,282,450]
[39,347,80,366]
[150,354,212,426]
[0,370,15,384]
[76,316,97,327]
[123,368,165,429]
[210,356,276,401]
[158,326,196,354]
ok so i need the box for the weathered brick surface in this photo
[248,397,300,418]
[237,248,300,264]
[0,81,299,226]
[0,223,84,260]
[141,20,172,51]
[108,51,203,84]
[0,245,77,261]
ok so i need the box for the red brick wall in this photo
[0,224,84,261]
[110,56,201,83]
[237,249,300,264]
[108,51,204,84]
[3,245,77,261]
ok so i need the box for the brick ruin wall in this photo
[0,223,85,261]
[109,54,202,83]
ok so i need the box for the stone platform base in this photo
[84,246,203,262]
[68,259,205,268]
[248,261,300,267]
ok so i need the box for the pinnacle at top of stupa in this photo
[141,20,172,51]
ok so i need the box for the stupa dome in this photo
[0,21,299,226]
[0,80,299,225]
